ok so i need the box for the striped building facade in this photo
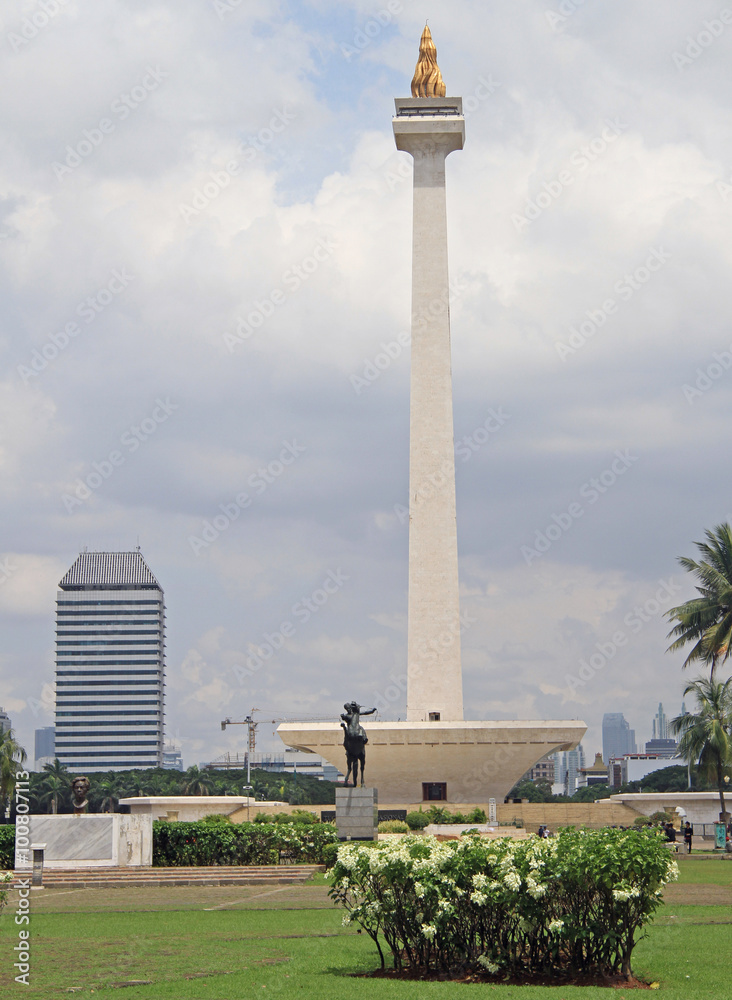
[54,550,165,772]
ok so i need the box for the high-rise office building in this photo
[644,739,678,758]
[54,550,165,772]
[602,713,636,763]
[34,726,55,770]
[651,702,668,741]
[552,744,585,796]
[162,743,183,771]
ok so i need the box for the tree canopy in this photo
[666,522,732,682]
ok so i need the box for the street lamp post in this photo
[242,784,254,823]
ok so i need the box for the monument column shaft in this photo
[394,103,465,723]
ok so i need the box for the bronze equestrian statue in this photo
[340,701,377,787]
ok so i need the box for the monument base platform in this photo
[336,787,378,840]
[277,720,586,804]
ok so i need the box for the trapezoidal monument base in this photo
[277,720,587,805]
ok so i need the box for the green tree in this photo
[571,784,613,802]
[666,523,732,682]
[40,774,67,814]
[671,677,732,819]
[120,770,153,798]
[95,777,120,813]
[0,729,28,822]
[182,766,214,796]
[39,759,71,814]
[506,779,552,803]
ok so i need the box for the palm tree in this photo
[96,777,119,813]
[40,775,67,814]
[670,677,732,820]
[42,758,69,780]
[182,766,214,796]
[120,771,151,798]
[666,523,732,682]
[38,759,71,814]
[0,729,28,822]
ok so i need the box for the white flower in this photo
[526,876,547,899]
[503,870,521,891]
[421,923,437,940]
[613,889,631,902]
[471,890,487,906]
[478,955,501,973]
[414,882,425,897]
[342,913,352,926]
[472,872,488,889]
[548,918,564,934]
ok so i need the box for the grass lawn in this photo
[1,859,730,997]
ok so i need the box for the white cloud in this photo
[1,1,727,770]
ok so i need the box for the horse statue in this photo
[340,701,377,787]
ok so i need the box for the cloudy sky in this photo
[2,0,732,772]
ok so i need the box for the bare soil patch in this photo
[357,967,653,988]
[663,883,732,905]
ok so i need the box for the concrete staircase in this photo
[34,865,323,889]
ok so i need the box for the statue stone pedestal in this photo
[335,787,378,841]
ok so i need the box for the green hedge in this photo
[152,819,338,867]
[253,810,319,825]
[0,826,15,870]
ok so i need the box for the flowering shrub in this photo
[153,820,338,866]
[328,827,677,978]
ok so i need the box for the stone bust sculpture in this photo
[71,775,90,813]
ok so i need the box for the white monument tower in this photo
[278,29,586,804]
[393,26,464,723]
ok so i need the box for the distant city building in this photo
[651,702,668,741]
[520,754,555,785]
[0,707,11,736]
[610,754,679,787]
[578,752,609,788]
[162,744,183,771]
[602,713,636,763]
[206,748,342,782]
[54,550,165,772]
[645,738,678,758]
[34,726,55,770]
[552,744,585,796]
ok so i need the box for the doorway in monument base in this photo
[423,782,447,801]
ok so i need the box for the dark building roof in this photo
[59,551,161,589]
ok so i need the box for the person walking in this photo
[683,821,693,853]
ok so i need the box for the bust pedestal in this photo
[335,787,378,841]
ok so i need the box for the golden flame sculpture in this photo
[411,24,446,98]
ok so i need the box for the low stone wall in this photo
[15,814,152,869]
[216,798,644,832]
[497,801,641,833]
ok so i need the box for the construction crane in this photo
[219,708,332,788]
